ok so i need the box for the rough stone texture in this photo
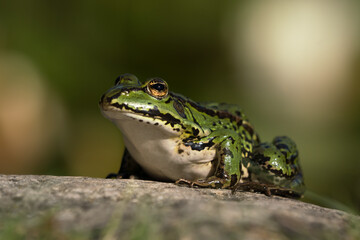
[0,175,359,239]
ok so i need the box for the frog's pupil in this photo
[152,83,165,91]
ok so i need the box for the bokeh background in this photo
[0,1,359,212]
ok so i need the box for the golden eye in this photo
[146,78,168,99]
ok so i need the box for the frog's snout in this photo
[99,93,112,110]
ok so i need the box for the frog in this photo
[99,73,305,198]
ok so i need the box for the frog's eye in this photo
[146,78,168,99]
[115,73,140,86]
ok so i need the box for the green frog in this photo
[99,74,305,198]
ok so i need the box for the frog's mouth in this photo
[100,99,185,134]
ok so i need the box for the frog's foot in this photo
[175,177,230,189]
[232,182,301,198]
[231,182,274,196]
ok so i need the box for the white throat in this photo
[102,110,216,181]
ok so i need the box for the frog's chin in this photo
[101,109,183,136]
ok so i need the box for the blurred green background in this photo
[0,1,359,212]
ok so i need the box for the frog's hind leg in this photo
[235,136,305,198]
[106,148,150,179]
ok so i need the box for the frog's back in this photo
[199,102,247,119]
[198,101,259,143]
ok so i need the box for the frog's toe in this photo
[176,177,230,189]
[175,178,208,188]
[175,178,209,188]
[175,178,193,187]
[175,179,211,188]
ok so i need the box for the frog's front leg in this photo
[106,148,149,180]
[177,133,241,189]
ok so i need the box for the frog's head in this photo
[100,74,199,136]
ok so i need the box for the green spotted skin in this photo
[100,74,305,198]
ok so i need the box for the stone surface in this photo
[0,175,359,239]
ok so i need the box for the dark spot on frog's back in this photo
[242,122,254,136]
[252,152,271,165]
[178,149,184,154]
[173,100,187,119]
[276,143,290,151]
[236,119,243,127]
